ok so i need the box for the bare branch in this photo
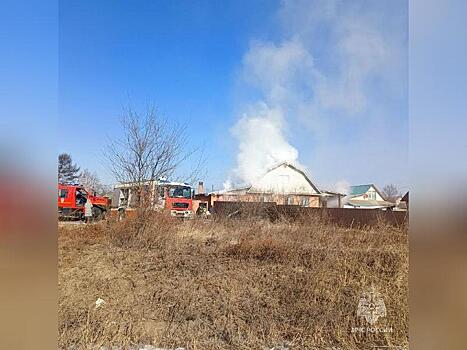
[105,102,206,222]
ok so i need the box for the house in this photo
[344,184,395,209]
[205,162,344,208]
[394,191,409,211]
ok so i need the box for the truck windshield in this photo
[168,186,191,199]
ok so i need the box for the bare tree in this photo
[382,184,400,202]
[106,103,204,223]
[79,168,104,195]
[175,145,207,185]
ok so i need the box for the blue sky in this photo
[59,0,408,193]
[1,0,57,172]
[60,0,278,188]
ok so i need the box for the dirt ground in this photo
[58,214,408,350]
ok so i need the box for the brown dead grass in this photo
[58,213,408,350]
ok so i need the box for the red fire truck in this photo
[114,179,194,219]
[58,183,111,220]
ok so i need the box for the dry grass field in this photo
[58,214,408,350]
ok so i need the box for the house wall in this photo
[193,193,211,213]
[192,199,206,214]
[250,164,318,194]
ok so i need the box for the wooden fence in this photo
[212,201,408,228]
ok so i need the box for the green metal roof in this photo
[349,184,372,196]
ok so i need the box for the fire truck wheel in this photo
[92,206,103,220]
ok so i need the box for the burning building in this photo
[199,162,344,209]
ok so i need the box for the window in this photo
[287,196,293,205]
[301,197,309,207]
[59,189,68,199]
[75,188,88,206]
[168,186,192,199]
[368,190,376,200]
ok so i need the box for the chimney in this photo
[198,181,205,194]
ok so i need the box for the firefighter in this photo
[84,199,93,223]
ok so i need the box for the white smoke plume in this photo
[227,40,314,187]
[229,103,300,186]
[332,180,351,196]
[227,0,405,188]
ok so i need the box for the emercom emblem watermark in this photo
[357,287,386,325]
[351,286,393,334]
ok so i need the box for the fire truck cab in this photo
[163,182,193,218]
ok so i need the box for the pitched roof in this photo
[349,184,372,196]
[349,184,387,201]
[212,162,321,195]
[401,191,409,202]
[257,162,321,194]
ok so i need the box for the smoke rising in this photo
[332,180,351,196]
[229,103,300,186]
[228,0,406,189]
